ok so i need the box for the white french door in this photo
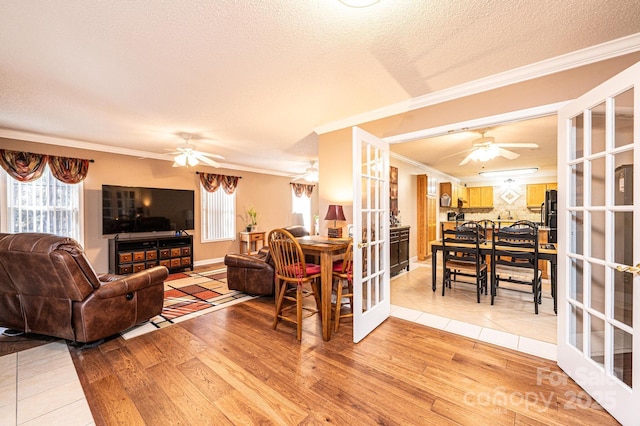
[557,60,640,425]
[352,126,391,343]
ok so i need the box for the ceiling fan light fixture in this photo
[175,153,187,166]
[469,144,499,162]
[187,154,199,167]
[305,171,319,182]
[479,167,538,177]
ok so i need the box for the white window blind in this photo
[7,165,82,241]
[201,184,235,242]
[291,189,311,231]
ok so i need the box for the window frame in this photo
[1,165,84,244]
[200,183,236,243]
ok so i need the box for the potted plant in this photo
[246,206,258,232]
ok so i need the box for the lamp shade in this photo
[324,205,346,221]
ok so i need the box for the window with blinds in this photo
[201,184,236,242]
[7,165,82,241]
[291,189,311,231]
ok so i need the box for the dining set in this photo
[267,228,352,341]
[431,220,558,314]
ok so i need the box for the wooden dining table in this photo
[430,239,558,313]
[296,236,351,341]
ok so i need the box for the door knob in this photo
[358,242,369,249]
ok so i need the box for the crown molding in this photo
[390,151,460,183]
[315,33,640,135]
[385,101,570,144]
[0,128,293,178]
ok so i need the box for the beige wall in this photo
[0,138,317,272]
[317,128,353,237]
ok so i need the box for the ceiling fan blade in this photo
[495,143,539,149]
[197,151,225,160]
[440,148,473,161]
[497,147,520,160]
[196,154,220,168]
[458,153,474,166]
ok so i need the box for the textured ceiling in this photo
[1,1,640,176]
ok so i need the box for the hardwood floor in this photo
[68,297,618,425]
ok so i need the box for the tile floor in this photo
[390,259,557,360]
[0,257,557,424]
[0,340,93,426]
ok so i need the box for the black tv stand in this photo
[108,235,193,275]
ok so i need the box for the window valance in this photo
[290,182,314,198]
[199,172,240,194]
[0,149,91,184]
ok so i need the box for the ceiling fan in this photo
[166,133,224,168]
[457,131,539,166]
[292,161,319,182]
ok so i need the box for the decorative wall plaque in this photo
[501,188,520,204]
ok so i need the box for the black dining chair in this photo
[491,220,542,314]
[441,221,488,303]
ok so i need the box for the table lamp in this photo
[325,204,346,238]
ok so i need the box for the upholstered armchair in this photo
[224,225,310,296]
[0,233,168,343]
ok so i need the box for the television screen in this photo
[102,185,195,235]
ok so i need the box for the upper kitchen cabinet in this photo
[526,183,557,207]
[466,186,494,208]
[439,182,467,207]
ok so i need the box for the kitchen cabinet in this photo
[390,226,410,276]
[418,175,438,260]
[427,197,437,252]
[526,183,557,207]
[466,186,494,208]
[440,182,467,207]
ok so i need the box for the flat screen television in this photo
[102,185,195,235]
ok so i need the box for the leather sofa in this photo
[0,233,168,343]
[224,225,310,296]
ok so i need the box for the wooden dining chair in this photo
[491,220,542,314]
[441,221,488,302]
[268,228,322,341]
[332,240,353,332]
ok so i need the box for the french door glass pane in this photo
[613,327,633,388]
[570,304,584,352]
[614,212,633,263]
[570,211,584,254]
[570,163,584,207]
[591,262,605,314]
[614,88,634,149]
[613,268,633,327]
[570,257,584,303]
[591,157,606,207]
[591,102,606,154]
[614,154,634,206]
[591,210,606,260]
[570,114,584,160]
[590,315,605,368]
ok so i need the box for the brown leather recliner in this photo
[224,225,310,296]
[0,233,168,343]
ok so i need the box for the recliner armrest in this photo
[224,253,269,270]
[93,266,169,299]
[97,273,124,282]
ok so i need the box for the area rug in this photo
[121,268,257,339]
